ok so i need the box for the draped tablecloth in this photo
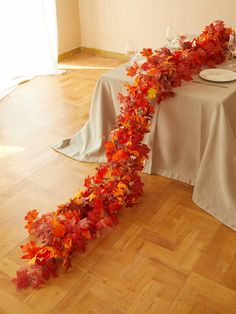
[53,65,236,231]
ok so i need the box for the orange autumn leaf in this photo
[24,209,39,222]
[112,149,129,163]
[52,221,66,237]
[81,229,91,239]
[63,238,72,250]
[24,209,39,232]
[147,68,159,76]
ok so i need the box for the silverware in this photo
[192,80,229,88]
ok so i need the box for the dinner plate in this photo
[199,68,236,82]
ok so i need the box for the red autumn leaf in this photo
[21,241,41,260]
[141,48,153,57]
[93,165,108,184]
[63,210,74,220]
[42,260,58,281]
[84,176,92,188]
[30,270,44,289]
[12,267,30,289]
[126,61,138,77]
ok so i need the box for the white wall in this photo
[56,0,81,54]
[78,0,236,53]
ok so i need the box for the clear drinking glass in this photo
[125,40,138,63]
[166,26,177,49]
[228,34,236,58]
[225,34,236,70]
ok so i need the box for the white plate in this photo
[199,68,236,82]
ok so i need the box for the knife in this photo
[192,80,229,88]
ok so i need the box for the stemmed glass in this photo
[166,26,177,50]
[225,34,236,70]
[228,34,236,58]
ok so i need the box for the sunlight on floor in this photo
[0,145,26,157]
[58,64,114,70]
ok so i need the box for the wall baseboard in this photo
[58,47,128,61]
[81,47,128,60]
[58,47,82,62]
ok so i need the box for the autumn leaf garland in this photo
[13,20,233,289]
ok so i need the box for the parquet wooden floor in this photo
[0,53,236,314]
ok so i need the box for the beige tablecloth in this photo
[53,65,236,231]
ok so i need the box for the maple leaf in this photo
[126,61,138,77]
[45,246,57,258]
[63,238,72,250]
[24,209,39,232]
[74,190,83,203]
[21,241,41,260]
[112,149,129,163]
[114,182,127,197]
[63,210,74,220]
[92,198,103,211]
[141,48,153,57]
[125,83,138,97]
[141,62,148,71]
[12,267,30,289]
[79,218,89,229]
[24,209,38,222]
[62,257,72,270]
[52,221,66,237]
[42,260,58,281]
[93,165,108,184]
[81,229,91,239]
[147,88,157,100]
[88,192,96,202]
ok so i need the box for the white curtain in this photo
[0,0,62,101]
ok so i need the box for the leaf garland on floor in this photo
[13,21,233,289]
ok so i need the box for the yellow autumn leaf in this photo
[46,246,57,258]
[147,88,157,100]
[63,239,72,250]
[113,189,124,196]
[74,190,83,203]
[130,150,139,157]
[117,197,125,205]
[114,182,127,197]
[89,192,96,202]
[29,256,36,265]
[117,182,127,189]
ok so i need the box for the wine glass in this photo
[228,34,236,58]
[166,26,177,50]
[125,40,138,63]
[225,34,236,70]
